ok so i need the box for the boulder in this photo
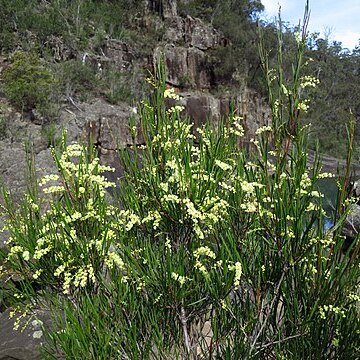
[342,180,360,250]
[103,39,134,72]
[158,45,188,87]
[187,47,212,89]
[181,92,220,128]
[0,309,48,360]
[184,16,221,50]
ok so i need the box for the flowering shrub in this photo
[1,140,123,297]
[3,51,59,118]
[0,7,359,359]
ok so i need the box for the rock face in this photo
[0,309,47,360]
[155,43,214,89]
[152,9,270,141]
[342,181,360,250]
[158,13,226,89]
[235,90,271,140]
[342,203,360,239]
[76,100,140,149]
[179,89,270,140]
[183,15,222,50]
[103,39,134,72]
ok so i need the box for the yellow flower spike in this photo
[229,261,242,288]
[214,160,232,171]
[164,87,180,100]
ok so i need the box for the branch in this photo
[67,96,83,112]
[249,269,287,355]
[253,333,304,357]
[180,305,191,356]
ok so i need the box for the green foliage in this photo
[0,7,360,359]
[41,122,62,148]
[0,139,119,306]
[303,36,360,157]
[0,0,145,52]
[55,59,97,100]
[180,0,266,88]
[101,66,135,104]
[0,116,6,140]
[3,51,59,118]
[179,0,264,23]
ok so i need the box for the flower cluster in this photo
[164,87,180,100]
[129,108,237,240]
[255,125,272,135]
[299,75,320,89]
[318,304,346,319]
[228,116,245,137]
[3,141,127,295]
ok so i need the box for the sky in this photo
[260,0,360,50]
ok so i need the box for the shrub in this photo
[55,59,97,100]
[101,66,133,104]
[3,51,59,118]
[0,115,6,139]
[0,0,148,53]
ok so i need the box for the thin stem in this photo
[180,305,191,356]
[253,333,304,357]
[249,269,286,356]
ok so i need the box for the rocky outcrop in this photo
[159,13,227,89]
[183,15,223,50]
[155,43,214,89]
[75,100,140,149]
[103,39,134,72]
[341,180,360,250]
[43,35,76,62]
[163,14,224,49]
[0,309,50,360]
[179,89,271,140]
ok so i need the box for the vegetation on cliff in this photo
[0,0,359,156]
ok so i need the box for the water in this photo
[315,178,339,229]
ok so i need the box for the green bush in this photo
[0,8,359,359]
[55,59,97,100]
[0,0,147,53]
[3,51,59,118]
[0,116,6,139]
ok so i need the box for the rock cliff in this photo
[0,0,271,203]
